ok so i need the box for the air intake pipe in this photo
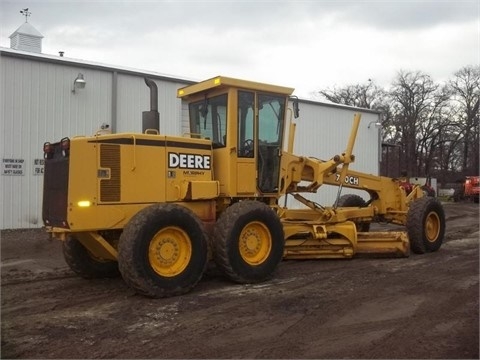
[142,77,160,133]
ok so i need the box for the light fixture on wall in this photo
[72,73,86,93]
[367,120,382,129]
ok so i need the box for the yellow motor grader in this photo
[42,76,445,297]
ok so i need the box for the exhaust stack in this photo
[142,77,160,133]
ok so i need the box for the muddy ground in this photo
[1,202,478,359]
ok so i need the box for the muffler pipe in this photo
[142,77,160,133]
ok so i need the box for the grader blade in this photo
[284,239,355,259]
[356,231,410,257]
[283,231,410,260]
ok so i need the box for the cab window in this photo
[189,94,227,148]
[258,94,285,146]
[237,91,255,157]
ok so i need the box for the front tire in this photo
[118,204,208,298]
[63,235,120,279]
[407,197,445,254]
[213,201,284,283]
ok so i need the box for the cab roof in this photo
[177,76,295,99]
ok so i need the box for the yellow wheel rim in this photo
[238,221,272,266]
[425,211,441,243]
[148,226,192,277]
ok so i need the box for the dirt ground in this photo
[1,202,478,359]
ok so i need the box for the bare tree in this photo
[316,79,385,109]
[316,79,395,142]
[449,65,480,175]
[388,70,442,176]
[313,67,477,182]
[416,84,452,175]
[436,119,464,185]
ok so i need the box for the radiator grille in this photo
[100,144,121,202]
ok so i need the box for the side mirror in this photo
[291,96,300,118]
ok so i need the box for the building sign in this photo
[33,159,45,175]
[2,158,25,176]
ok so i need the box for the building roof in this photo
[0,47,380,115]
[9,22,43,38]
[0,46,195,85]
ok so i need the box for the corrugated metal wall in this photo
[0,52,189,229]
[1,55,112,229]
[282,101,381,207]
[116,74,185,135]
[0,50,381,228]
[293,102,380,170]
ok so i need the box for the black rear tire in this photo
[213,201,284,283]
[337,194,370,232]
[63,235,120,279]
[407,197,445,254]
[118,204,208,298]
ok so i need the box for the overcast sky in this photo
[1,0,479,98]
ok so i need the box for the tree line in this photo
[315,65,479,186]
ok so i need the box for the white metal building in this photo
[0,23,381,229]
[285,100,381,208]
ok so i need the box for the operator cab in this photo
[178,76,294,197]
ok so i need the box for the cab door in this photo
[236,91,256,194]
[256,94,285,193]
[236,91,286,195]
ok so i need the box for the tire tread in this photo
[407,197,445,254]
[63,235,120,279]
[213,201,284,283]
[118,204,208,298]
